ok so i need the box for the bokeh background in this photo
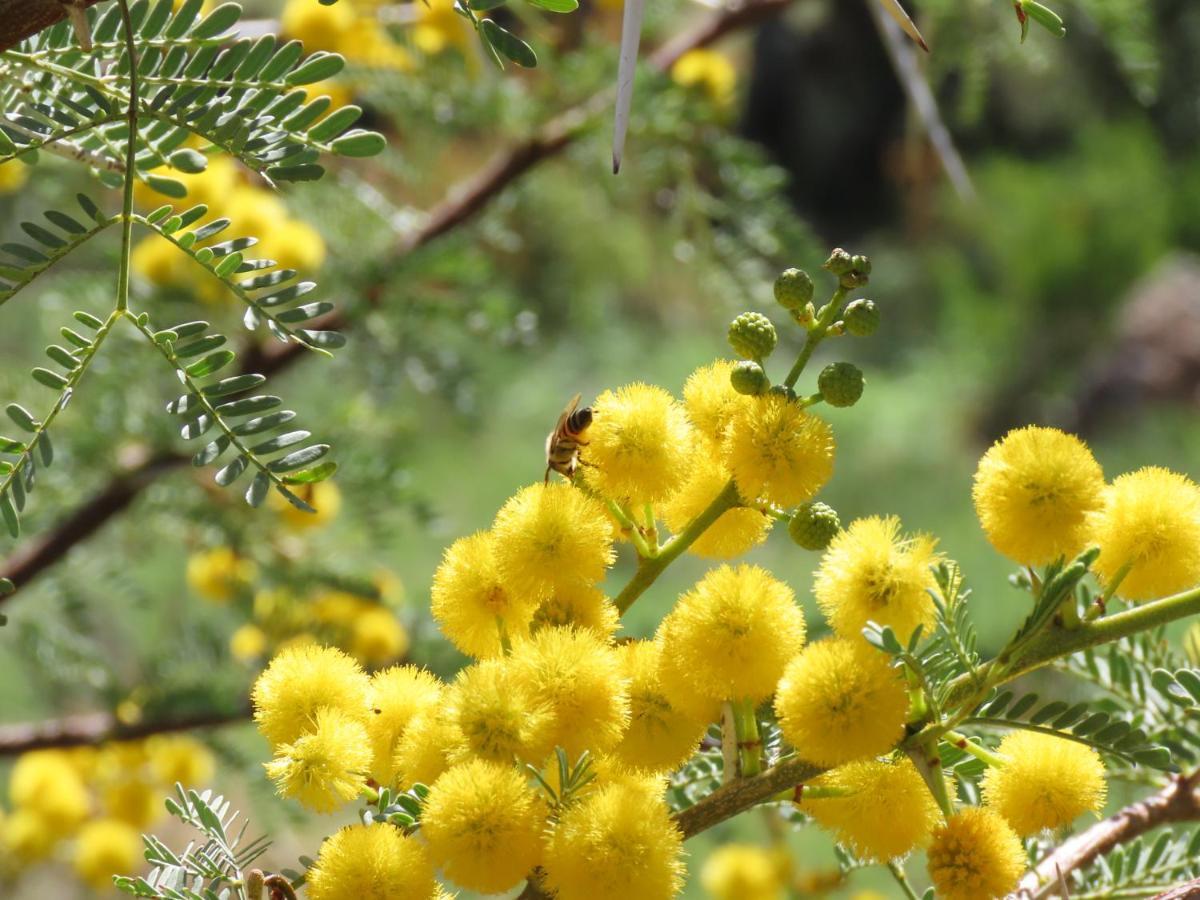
[2,0,1199,895]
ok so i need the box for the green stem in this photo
[907,741,954,819]
[942,730,1009,768]
[1086,560,1132,622]
[497,616,513,656]
[642,502,658,554]
[768,783,854,803]
[731,698,762,778]
[783,286,848,389]
[115,0,139,314]
[605,498,653,558]
[887,861,923,900]
[613,479,740,615]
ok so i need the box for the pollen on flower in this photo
[446,658,549,765]
[926,807,1026,900]
[682,360,748,445]
[432,530,537,658]
[421,759,546,894]
[251,643,371,748]
[813,515,939,643]
[1088,466,1200,601]
[973,426,1105,566]
[657,564,806,719]
[366,665,444,786]
[663,453,772,559]
[583,383,694,503]
[774,638,908,767]
[543,779,685,900]
[724,393,835,507]
[491,483,616,600]
[264,708,371,813]
[306,823,440,900]
[609,641,710,774]
[981,730,1107,835]
[508,625,630,758]
[796,757,942,861]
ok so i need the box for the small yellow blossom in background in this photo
[132,155,239,210]
[185,546,256,604]
[101,778,160,828]
[280,0,355,53]
[421,759,545,894]
[774,638,908,767]
[366,665,443,785]
[584,383,693,503]
[230,623,268,661]
[252,643,370,748]
[259,217,328,273]
[509,625,630,757]
[0,161,31,194]
[431,530,539,657]
[664,454,772,559]
[265,709,371,812]
[683,360,746,445]
[1089,466,1200,601]
[223,187,289,244]
[446,658,548,765]
[724,393,835,507]
[302,79,355,112]
[543,779,685,900]
[147,735,215,788]
[338,18,416,71]
[492,483,615,599]
[658,564,806,720]
[130,234,191,288]
[611,640,710,773]
[391,707,463,787]
[981,730,1107,835]
[926,807,1026,900]
[349,604,409,666]
[412,0,474,56]
[531,583,620,639]
[671,49,738,107]
[814,515,939,642]
[272,480,343,530]
[306,823,439,900]
[9,750,89,833]
[73,819,141,890]
[973,426,1105,566]
[700,842,785,900]
[796,757,942,860]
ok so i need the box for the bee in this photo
[545,393,593,483]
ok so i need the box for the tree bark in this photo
[0,0,109,51]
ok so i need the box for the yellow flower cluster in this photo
[1,737,213,886]
[974,425,1200,600]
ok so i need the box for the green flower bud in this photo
[843,298,880,337]
[823,248,854,275]
[818,362,864,408]
[728,311,778,361]
[788,501,840,551]
[774,268,814,311]
[791,303,815,328]
[730,361,770,396]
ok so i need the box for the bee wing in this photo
[563,392,582,417]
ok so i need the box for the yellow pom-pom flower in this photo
[265,709,371,812]
[724,393,835,507]
[531,584,620,639]
[700,843,785,900]
[101,778,159,828]
[230,623,268,662]
[973,426,1105,566]
[251,643,370,748]
[306,823,439,900]
[271,480,342,530]
[1,809,58,862]
[981,730,1107,835]
[392,708,463,788]
[131,234,191,288]
[492,482,615,603]
[0,160,31,195]
[349,605,409,666]
[185,546,255,604]
[367,666,443,786]
[610,641,709,773]
[796,758,942,860]
[774,638,908,767]
[260,217,327,273]
[663,454,771,559]
[671,49,737,106]
[813,515,939,642]
[413,0,473,55]
[73,819,142,890]
[583,383,693,503]
[281,0,356,53]
[447,658,548,765]
[9,750,89,832]
[421,759,545,894]
[147,735,214,788]
[509,625,630,758]
[926,807,1026,900]
[682,360,746,445]
[1089,466,1200,601]
[544,779,684,900]
[658,565,806,719]
[432,530,539,658]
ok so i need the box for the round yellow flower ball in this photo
[583,383,693,503]
[73,819,142,890]
[186,546,255,604]
[251,643,370,748]
[366,665,443,786]
[391,708,463,788]
[446,657,548,765]
[926,807,1026,900]
[265,708,371,812]
[9,750,89,832]
[306,823,439,900]
[981,730,1107,835]
[724,393,835,507]
[700,843,784,900]
[531,583,620,639]
[663,453,772,559]
[682,360,747,445]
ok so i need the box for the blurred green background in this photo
[2,0,1200,895]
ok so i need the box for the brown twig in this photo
[0,0,108,51]
[1009,771,1200,899]
[0,0,795,606]
[0,703,251,755]
[1154,877,1200,900]
[674,754,823,838]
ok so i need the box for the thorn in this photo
[612,156,621,175]
[878,0,930,53]
[62,1,93,52]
